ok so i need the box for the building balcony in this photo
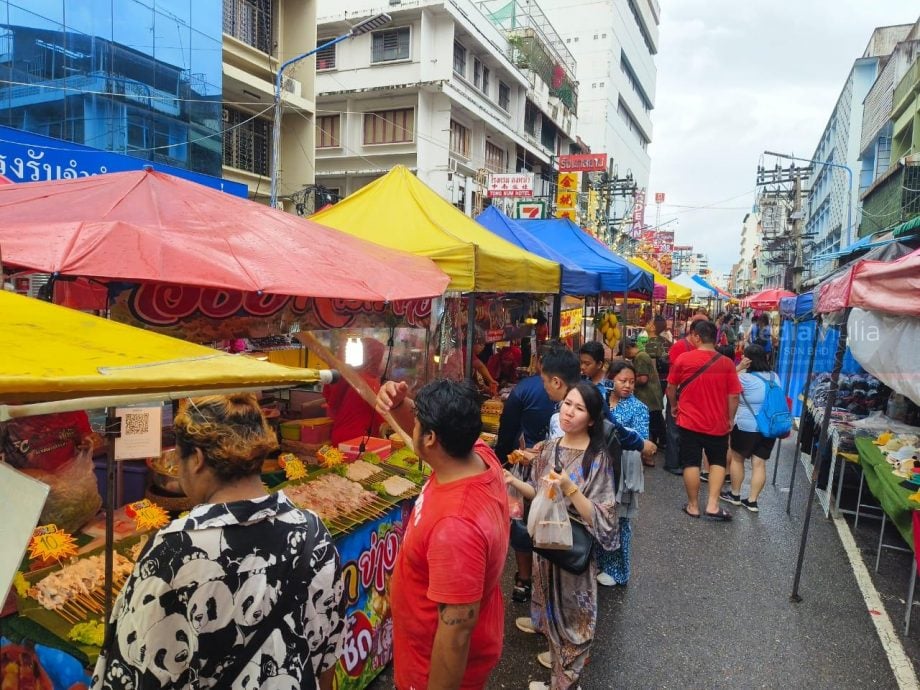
[857,158,920,237]
[892,57,920,118]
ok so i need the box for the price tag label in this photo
[126,499,170,531]
[29,524,78,562]
[279,454,308,481]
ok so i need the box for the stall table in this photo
[854,437,919,634]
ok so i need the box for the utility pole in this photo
[755,161,813,290]
[790,172,804,293]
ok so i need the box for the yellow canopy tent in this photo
[312,166,560,293]
[0,291,327,410]
[629,257,692,303]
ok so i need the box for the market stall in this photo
[311,166,561,384]
[789,246,920,611]
[0,171,452,689]
[627,257,692,305]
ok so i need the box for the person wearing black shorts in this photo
[666,320,742,520]
[720,344,781,513]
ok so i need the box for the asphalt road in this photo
[371,442,913,689]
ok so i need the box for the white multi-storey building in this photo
[314,0,577,214]
[537,0,658,212]
[734,210,763,295]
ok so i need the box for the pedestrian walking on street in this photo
[376,379,510,690]
[597,360,649,587]
[504,382,619,690]
[625,338,664,460]
[666,320,741,520]
[721,344,783,512]
[495,344,556,604]
[579,340,613,412]
[662,329,696,475]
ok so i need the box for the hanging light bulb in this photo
[344,336,364,367]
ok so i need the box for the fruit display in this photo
[596,310,621,352]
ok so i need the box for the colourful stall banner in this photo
[556,172,579,191]
[333,502,410,690]
[108,284,433,343]
[559,308,583,338]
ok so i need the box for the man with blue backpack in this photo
[720,344,792,512]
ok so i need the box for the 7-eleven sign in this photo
[515,201,546,219]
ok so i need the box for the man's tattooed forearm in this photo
[438,603,476,626]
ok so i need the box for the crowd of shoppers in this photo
[92,307,784,690]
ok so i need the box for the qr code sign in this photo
[124,413,149,436]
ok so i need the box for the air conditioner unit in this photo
[282,77,301,98]
[447,158,459,173]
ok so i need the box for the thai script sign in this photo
[334,503,408,688]
[109,283,432,342]
[557,153,608,173]
[0,124,247,196]
[487,173,534,198]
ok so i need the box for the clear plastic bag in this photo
[507,482,524,520]
[527,477,573,551]
[23,448,102,533]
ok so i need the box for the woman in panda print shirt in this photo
[92,394,346,690]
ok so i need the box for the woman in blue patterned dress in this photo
[598,360,649,586]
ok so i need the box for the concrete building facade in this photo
[804,24,913,276]
[734,210,763,295]
[222,0,317,205]
[313,0,577,215]
[537,0,659,218]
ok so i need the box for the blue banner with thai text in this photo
[0,125,247,197]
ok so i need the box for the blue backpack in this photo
[743,373,792,438]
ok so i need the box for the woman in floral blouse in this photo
[598,360,649,587]
[92,394,346,690]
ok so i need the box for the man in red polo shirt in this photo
[667,320,741,520]
[377,378,509,689]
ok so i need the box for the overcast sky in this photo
[647,1,920,277]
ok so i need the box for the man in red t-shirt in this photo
[662,334,696,475]
[376,379,509,689]
[667,320,741,520]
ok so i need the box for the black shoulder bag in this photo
[676,352,722,401]
[532,442,596,575]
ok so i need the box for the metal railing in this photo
[223,107,271,176]
[223,0,273,55]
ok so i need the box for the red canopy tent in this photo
[741,288,795,310]
[0,169,449,301]
[820,247,920,317]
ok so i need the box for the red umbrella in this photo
[0,169,449,301]
[742,288,795,310]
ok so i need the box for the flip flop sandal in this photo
[682,504,700,518]
[704,508,733,521]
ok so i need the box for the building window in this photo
[473,58,482,89]
[498,81,511,111]
[450,119,470,158]
[482,66,490,95]
[617,98,649,150]
[223,0,273,55]
[223,106,271,175]
[627,0,657,54]
[453,41,466,77]
[316,40,336,70]
[371,27,410,63]
[316,114,340,148]
[363,108,414,144]
[485,141,506,173]
[524,100,539,136]
[620,52,652,113]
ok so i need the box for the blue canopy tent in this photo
[517,218,654,295]
[475,207,600,295]
[690,274,719,296]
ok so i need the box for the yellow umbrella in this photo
[629,257,692,303]
[0,291,327,409]
[312,166,560,293]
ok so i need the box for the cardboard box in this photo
[338,436,392,461]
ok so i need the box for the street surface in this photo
[371,441,919,689]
